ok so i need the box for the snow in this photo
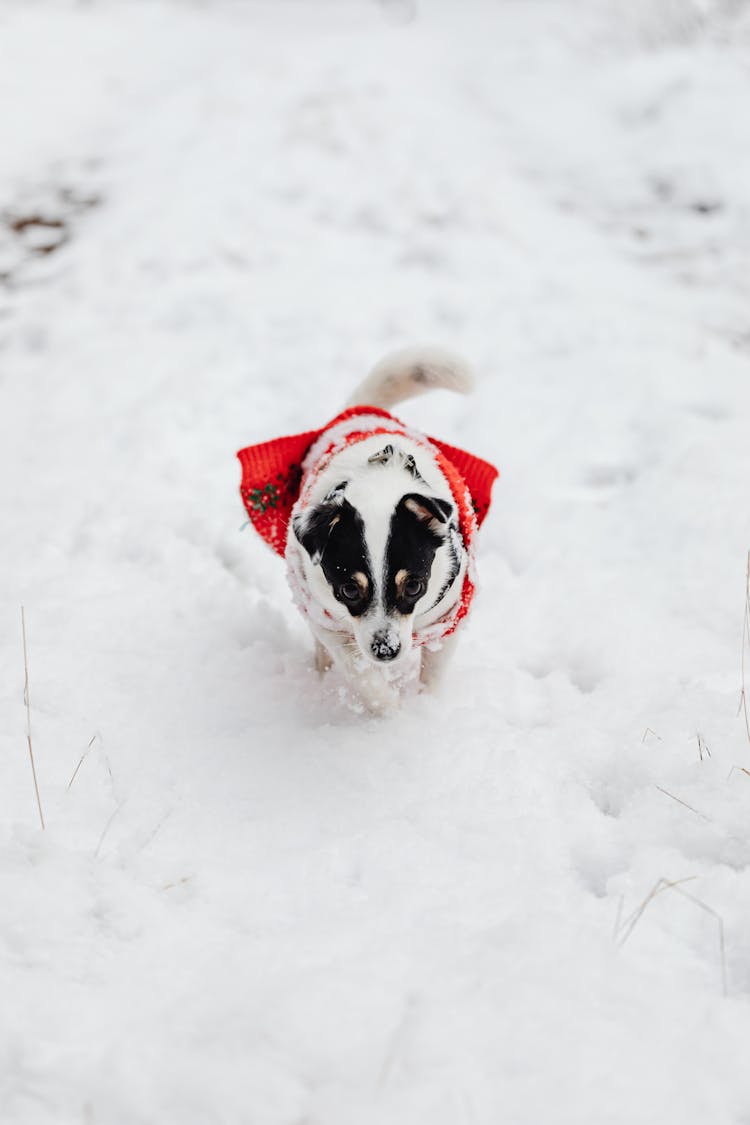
[2,1,750,1121]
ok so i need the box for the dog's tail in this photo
[345,346,475,410]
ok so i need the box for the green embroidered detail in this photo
[248,483,280,512]
[244,464,302,518]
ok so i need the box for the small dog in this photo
[238,347,498,712]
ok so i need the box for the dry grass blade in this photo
[641,727,662,743]
[378,994,419,1090]
[612,894,624,942]
[668,884,728,997]
[696,733,711,760]
[741,551,750,744]
[93,804,124,859]
[137,809,174,854]
[21,607,45,830]
[616,876,727,996]
[616,876,696,947]
[655,785,711,822]
[67,734,98,790]
[727,765,750,781]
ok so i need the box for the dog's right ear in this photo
[402,493,454,536]
[292,484,348,564]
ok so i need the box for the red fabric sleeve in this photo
[237,428,321,556]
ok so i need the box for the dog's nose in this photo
[370,632,401,662]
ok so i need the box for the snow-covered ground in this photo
[2,1,750,1121]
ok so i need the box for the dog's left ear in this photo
[403,493,454,536]
[293,485,348,564]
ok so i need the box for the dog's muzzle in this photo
[370,631,401,662]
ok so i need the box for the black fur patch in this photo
[384,493,451,616]
[293,498,373,617]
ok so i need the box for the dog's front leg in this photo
[420,633,458,692]
[314,638,333,674]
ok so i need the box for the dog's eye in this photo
[404,577,425,599]
[339,581,361,603]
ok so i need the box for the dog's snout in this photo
[370,632,401,662]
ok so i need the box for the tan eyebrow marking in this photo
[351,571,369,594]
[394,569,410,597]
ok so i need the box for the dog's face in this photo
[293,443,462,666]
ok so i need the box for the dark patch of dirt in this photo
[1,183,102,286]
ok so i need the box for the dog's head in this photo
[292,443,462,666]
